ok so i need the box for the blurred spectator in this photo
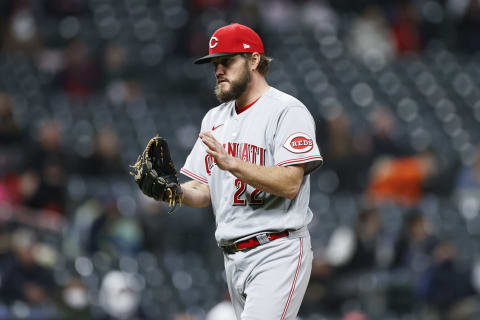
[455,146,480,225]
[103,43,127,75]
[107,77,146,107]
[58,38,99,100]
[0,169,40,207]
[390,2,422,54]
[57,277,91,320]
[456,0,480,52]
[259,0,299,32]
[87,198,144,256]
[455,145,480,192]
[37,48,64,76]
[303,207,385,314]
[24,162,66,214]
[366,149,438,207]
[64,198,104,258]
[28,120,66,170]
[99,270,141,320]
[0,229,56,313]
[384,210,438,314]
[23,120,68,214]
[416,240,477,319]
[0,1,14,47]
[301,255,333,314]
[415,0,447,46]
[299,0,338,33]
[0,92,25,180]
[367,106,411,159]
[391,210,437,271]
[322,113,371,192]
[348,5,396,65]
[2,0,42,57]
[78,128,126,177]
[0,92,23,145]
[329,207,384,274]
[101,43,136,91]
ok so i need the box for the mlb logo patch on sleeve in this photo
[283,132,314,153]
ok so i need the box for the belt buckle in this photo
[233,242,239,252]
[223,242,238,254]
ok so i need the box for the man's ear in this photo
[250,52,261,71]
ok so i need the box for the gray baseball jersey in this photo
[180,87,322,244]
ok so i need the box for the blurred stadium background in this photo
[1,0,480,319]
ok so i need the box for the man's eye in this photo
[214,57,234,67]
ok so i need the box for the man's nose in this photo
[215,64,225,76]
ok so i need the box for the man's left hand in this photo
[199,131,235,171]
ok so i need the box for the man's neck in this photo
[235,76,269,109]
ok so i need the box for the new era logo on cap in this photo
[194,23,264,64]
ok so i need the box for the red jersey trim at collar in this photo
[235,96,261,114]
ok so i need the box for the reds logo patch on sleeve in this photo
[283,132,314,153]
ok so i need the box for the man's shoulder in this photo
[263,87,312,119]
[264,87,306,109]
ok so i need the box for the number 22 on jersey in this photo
[233,178,264,206]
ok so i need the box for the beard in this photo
[214,62,251,103]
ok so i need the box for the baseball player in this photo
[180,23,323,319]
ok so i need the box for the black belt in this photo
[221,231,289,254]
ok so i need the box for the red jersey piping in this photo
[235,96,261,114]
[180,168,208,184]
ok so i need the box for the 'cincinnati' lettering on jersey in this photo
[205,142,266,175]
[283,132,314,154]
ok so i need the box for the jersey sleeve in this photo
[180,117,209,184]
[273,106,323,175]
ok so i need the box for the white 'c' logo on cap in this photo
[209,36,218,49]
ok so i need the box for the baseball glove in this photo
[130,135,182,213]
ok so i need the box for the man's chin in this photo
[215,88,234,102]
[217,82,230,90]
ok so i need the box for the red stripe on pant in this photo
[280,238,303,320]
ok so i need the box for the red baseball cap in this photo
[194,23,264,64]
